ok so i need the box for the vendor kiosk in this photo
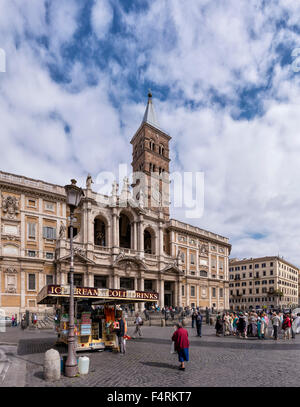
[37,284,159,352]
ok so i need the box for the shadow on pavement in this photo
[17,338,63,356]
[140,361,179,370]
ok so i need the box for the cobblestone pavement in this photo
[1,324,300,387]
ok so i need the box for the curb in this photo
[0,342,18,346]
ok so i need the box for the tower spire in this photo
[142,90,160,129]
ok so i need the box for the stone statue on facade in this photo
[2,196,20,219]
[86,174,93,189]
[59,222,66,239]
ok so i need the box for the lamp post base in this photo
[65,363,78,378]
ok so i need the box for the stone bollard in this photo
[161,319,165,327]
[44,349,61,382]
[182,318,187,327]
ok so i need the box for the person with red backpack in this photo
[282,314,292,340]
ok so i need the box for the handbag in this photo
[170,341,176,354]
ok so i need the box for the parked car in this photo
[0,316,12,328]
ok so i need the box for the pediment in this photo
[161,263,183,274]
[113,253,147,270]
[57,252,96,265]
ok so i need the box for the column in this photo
[134,277,138,312]
[170,231,175,257]
[138,220,144,256]
[20,270,25,310]
[113,274,119,289]
[159,278,164,309]
[178,279,182,307]
[107,222,112,248]
[139,275,145,311]
[209,285,212,309]
[158,223,164,256]
[186,279,190,307]
[174,280,178,308]
[196,284,200,307]
[133,222,137,251]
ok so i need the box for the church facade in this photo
[0,93,231,317]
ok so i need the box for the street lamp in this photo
[64,179,84,378]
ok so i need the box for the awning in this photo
[37,285,159,305]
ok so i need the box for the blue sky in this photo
[1,0,300,265]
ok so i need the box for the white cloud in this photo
[1,0,300,267]
[91,0,113,40]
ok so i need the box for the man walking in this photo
[271,312,281,340]
[115,314,126,354]
[132,313,143,339]
[195,311,203,337]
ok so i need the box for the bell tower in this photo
[131,91,171,218]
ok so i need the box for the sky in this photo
[1,0,300,265]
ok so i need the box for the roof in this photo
[142,91,160,129]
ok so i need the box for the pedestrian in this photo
[144,308,149,321]
[215,314,223,337]
[115,314,126,354]
[262,313,269,339]
[271,312,280,340]
[232,314,238,336]
[132,313,143,338]
[33,313,37,325]
[11,314,15,327]
[290,313,296,339]
[195,311,203,337]
[257,317,262,339]
[237,313,247,339]
[191,310,197,329]
[224,312,231,336]
[172,323,190,371]
[282,314,292,340]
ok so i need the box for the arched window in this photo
[144,228,155,254]
[149,139,155,151]
[119,213,131,249]
[94,217,106,246]
[159,145,165,156]
[200,270,208,277]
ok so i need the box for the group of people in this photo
[215,311,300,340]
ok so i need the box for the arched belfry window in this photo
[149,139,155,151]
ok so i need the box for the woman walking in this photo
[172,323,190,371]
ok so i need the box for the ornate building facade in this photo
[0,93,231,316]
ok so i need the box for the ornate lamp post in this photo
[64,179,84,378]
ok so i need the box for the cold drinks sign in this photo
[37,284,159,303]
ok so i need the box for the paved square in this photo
[0,323,299,387]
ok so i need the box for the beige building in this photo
[229,256,299,311]
[0,93,231,317]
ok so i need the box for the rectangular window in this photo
[28,250,36,257]
[191,286,195,297]
[190,253,195,264]
[28,274,36,290]
[45,202,54,211]
[27,223,36,239]
[46,252,54,259]
[255,264,259,268]
[249,265,252,269]
[249,289,252,294]
[212,287,216,297]
[220,288,223,297]
[182,285,185,296]
[270,270,273,275]
[242,273,246,278]
[256,288,259,294]
[46,275,53,285]
[28,199,36,207]
[43,226,56,240]
[249,272,252,277]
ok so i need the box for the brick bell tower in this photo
[130,91,171,218]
